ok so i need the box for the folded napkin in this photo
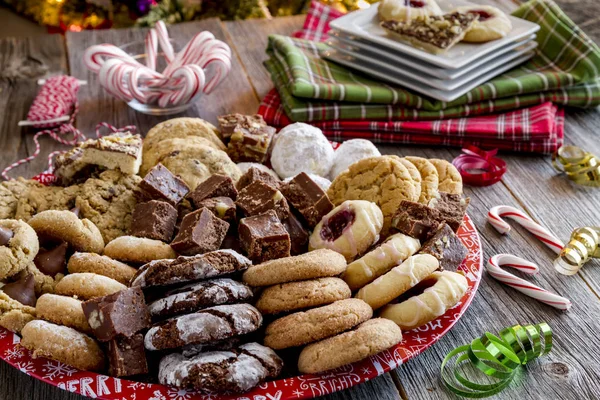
[265,0,600,122]
[259,88,564,153]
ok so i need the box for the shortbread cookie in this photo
[328,156,418,234]
[36,293,92,334]
[141,136,220,176]
[405,156,439,203]
[270,123,335,179]
[21,320,105,372]
[132,249,251,288]
[55,272,126,300]
[330,139,381,179]
[380,271,468,329]
[159,342,283,394]
[0,219,39,280]
[454,5,512,43]
[256,277,351,315]
[429,159,463,194]
[342,233,421,291]
[67,252,137,285]
[14,183,81,221]
[298,318,402,374]
[104,236,176,264]
[149,278,254,319]
[309,200,383,262]
[144,303,262,350]
[264,298,372,349]
[157,144,241,190]
[356,254,439,310]
[75,170,141,243]
[378,0,442,22]
[28,210,104,254]
[242,249,346,287]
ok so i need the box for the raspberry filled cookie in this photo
[378,0,443,22]
[309,200,383,262]
[454,5,512,43]
[380,270,468,329]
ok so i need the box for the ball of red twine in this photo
[452,145,507,186]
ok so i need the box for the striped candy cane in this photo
[488,205,565,254]
[145,29,158,71]
[487,254,571,310]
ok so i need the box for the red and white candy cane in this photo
[487,254,572,310]
[83,44,138,73]
[488,205,565,254]
[155,21,174,64]
[145,29,158,71]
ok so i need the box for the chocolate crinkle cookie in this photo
[158,342,283,394]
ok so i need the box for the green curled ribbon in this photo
[441,323,552,398]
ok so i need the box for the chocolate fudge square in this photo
[392,200,441,241]
[239,210,290,263]
[282,212,309,255]
[187,174,238,208]
[237,181,290,220]
[107,333,149,377]
[195,197,236,222]
[82,287,151,342]
[227,124,276,164]
[130,200,178,242]
[171,208,229,255]
[419,223,468,271]
[429,192,470,232]
[237,167,280,191]
[139,163,190,206]
[281,172,334,228]
[218,113,267,141]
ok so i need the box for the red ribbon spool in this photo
[452,145,507,186]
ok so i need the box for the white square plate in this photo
[329,0,540,69]
[323,39,538,90]
[327,31,537,79]
[322,49,535,102]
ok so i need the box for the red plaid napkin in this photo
[260,1,564,153]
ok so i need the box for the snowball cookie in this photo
[454,5,512,42]
[237,163,279,180]
[284,174,332,191]
[378,0,443,22]
[330,139,381,179]
[270,123,334,179]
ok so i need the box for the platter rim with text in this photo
[0,214,482,400]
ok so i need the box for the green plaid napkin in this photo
[265,0,600,121]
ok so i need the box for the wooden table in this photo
[1,1,599,399]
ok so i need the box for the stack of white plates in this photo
[325,0,540,102]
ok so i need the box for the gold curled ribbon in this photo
[552,145,600,186]
[441,323,552,398]
[554,227,600,275]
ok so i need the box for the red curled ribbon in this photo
[452,146,507,186]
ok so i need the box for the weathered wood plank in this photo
[0,361,85,400]
[223,15,304,100]
[65,18,259,135]
[0,34,69,179]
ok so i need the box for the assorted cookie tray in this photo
[325,0,540,101]
[0,115,482,400]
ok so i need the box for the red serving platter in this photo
[0,214,482,400]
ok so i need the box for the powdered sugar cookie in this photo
[379,0,443,22]
[380,270,468,329]
[270,123,334,179]
[35,293,92,334]
[454,5,512,43]
[309,200,383,262]
[330,139,381,179]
